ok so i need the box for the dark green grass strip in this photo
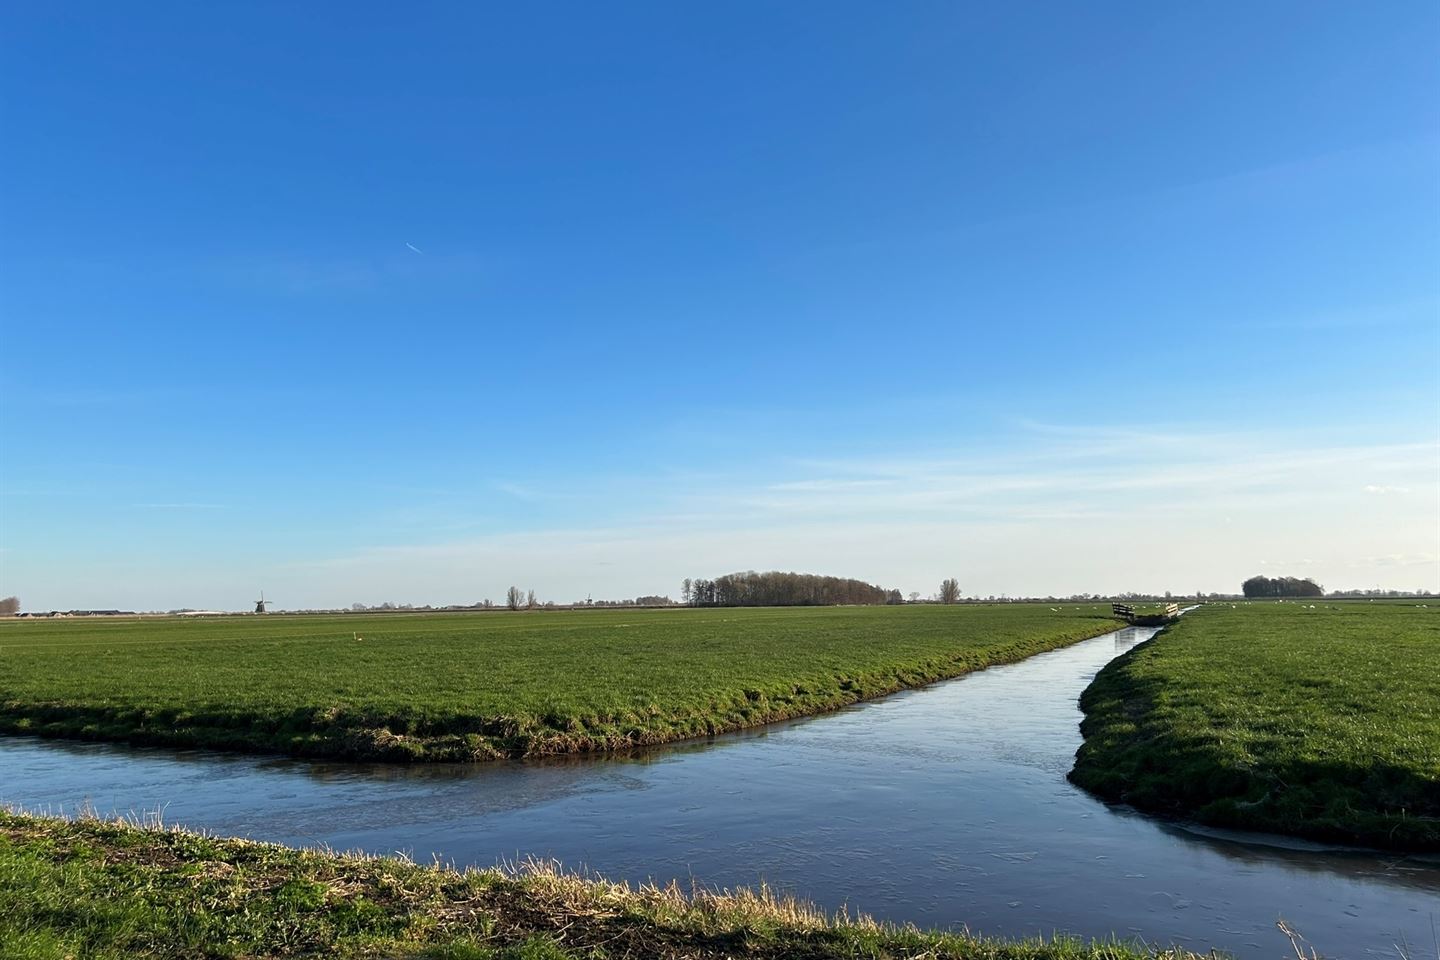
[0,811,1203,960]
[0,605,1121,762]
[1069,602,1440,852]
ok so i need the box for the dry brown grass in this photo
[0,809,1214,960]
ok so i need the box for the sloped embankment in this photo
[0,811,1205,960]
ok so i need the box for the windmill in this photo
[254,591,271,614]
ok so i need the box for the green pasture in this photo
[0,604,1120,761]
[1071,601,1440,850]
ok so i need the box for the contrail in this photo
[405,242,424,254]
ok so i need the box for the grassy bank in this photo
[1070,602,1440,851]
[0,811,1199,960]
[0,604,1120,762]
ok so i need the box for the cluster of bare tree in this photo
[0,596,19,615]
[1241,575,1324,598]
[505,587,543,610]
[682,572,902,607]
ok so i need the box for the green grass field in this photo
[1070,601,1440,851]
[0,604,1120,761]
[0,811,1200,960]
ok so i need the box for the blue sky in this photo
[2,2,1437,610]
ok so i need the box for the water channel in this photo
[3,625,1435,957]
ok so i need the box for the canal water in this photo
[2,626,1435,957]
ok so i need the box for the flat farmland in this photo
[1071,601,1440,850]
[0,604,1121,761]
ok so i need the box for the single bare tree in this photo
[0,596,18,615]
[506,586,524,611]
[939,578,961,604]
[526,589,538,609]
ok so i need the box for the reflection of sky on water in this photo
[3,627,1435,959]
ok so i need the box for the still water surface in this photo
[3,626,1435,958]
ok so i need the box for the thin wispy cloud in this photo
[1357,553,1437,569]
[493,482,549,502]
[405,242,425,254]
[767,479,891,493]
[268,424,1438,607]
[736,434,1437,527]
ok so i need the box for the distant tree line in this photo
[587,595,675,607]
[682,571,901,607]
[1242,575,1324,598]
